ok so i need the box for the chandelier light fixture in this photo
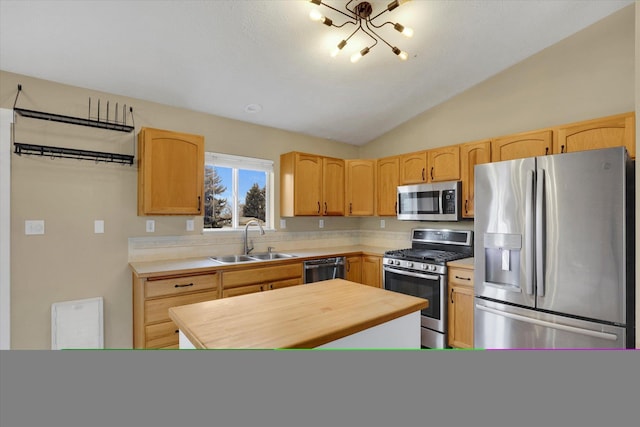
[308,0,414,63]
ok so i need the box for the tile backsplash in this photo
[128,230,410,262]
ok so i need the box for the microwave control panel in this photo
[442,190,457,214]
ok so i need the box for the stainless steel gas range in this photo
[383,229,473,349]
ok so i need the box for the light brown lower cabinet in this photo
[447,266,474,349]
[133,272,220,349]
[345,255,362,283]
[361,255,382,288]
[221,262,303,298]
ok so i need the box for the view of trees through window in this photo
[204,165,267,229]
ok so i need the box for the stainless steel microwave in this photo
[397,181,462,221]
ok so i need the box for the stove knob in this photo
[421,264,428,270]
[429,265,436,271]
[394,260,401,266]
[407,262,414,268]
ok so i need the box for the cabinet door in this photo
[138,127,204,215]
[294,153,323,215]
[460,140,491,218]
[491,130,552,162]
[345,255,362,283]
[361,255,381,288]
[428,146,460,182]
[400,151,427,184]
[345,160,376,216]
[322,157,345,216]
[447,267,474,349]
[377,156,400,216]
[556,112,635,158]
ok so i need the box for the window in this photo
[204,152,274,230]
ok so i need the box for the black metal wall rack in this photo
[12,84,135,165]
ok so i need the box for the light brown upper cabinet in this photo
[556,112,635,158]
[345,159,376,216]
[377,156,400,216]
[322,157,346,216]
[460,140,491,218]
[280,152,344,216]
[491,130,553,162]
[137,127,204,216]
[428,145,460,182]
[400,151,427,184]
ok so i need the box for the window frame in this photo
[203,152,274,231]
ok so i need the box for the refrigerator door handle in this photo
[525,170,535,295]
[475,304,619,341]
[536,168,545,297]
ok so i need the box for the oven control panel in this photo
[383,258,446,275]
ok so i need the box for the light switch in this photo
[186,219,194,231]
[380,219,386,229]
[94,220,104,234]
[280,219,286,229]
[25,220,45,235]
[146,220,155,233]
[319,219,324,229]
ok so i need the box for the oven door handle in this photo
[384,267,440,281]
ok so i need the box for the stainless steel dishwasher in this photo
[303,257,346,283]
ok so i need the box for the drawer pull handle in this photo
[454,275,471,281]
[174,283,194,288]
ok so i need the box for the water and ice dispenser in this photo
[483,233,522,291]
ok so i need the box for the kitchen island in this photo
[168,279,428,349]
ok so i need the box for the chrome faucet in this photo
[243,220,265,255]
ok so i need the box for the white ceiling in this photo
[0,0,634,145]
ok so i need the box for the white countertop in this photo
[129,245,388,278]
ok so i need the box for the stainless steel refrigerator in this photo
[474,147,635,349]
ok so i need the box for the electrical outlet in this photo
[25,220,45,235]
[380,219,385,229]
[94,220,104,234]
[319,219,324,229]
[186,219,194,231]
[146,220,155,233]
[280,219,286,229]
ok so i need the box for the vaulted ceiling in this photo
[0,0,634,145]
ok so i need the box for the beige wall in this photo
[635,0,639,347]
[1,4,636,349]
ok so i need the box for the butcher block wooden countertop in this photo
[168,279,428,349]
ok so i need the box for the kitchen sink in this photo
[249,252,297,260]
[210,253,297,264]
[210,254,258,264]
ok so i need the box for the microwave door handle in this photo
[525,170,535,296]
[536,168,545,297]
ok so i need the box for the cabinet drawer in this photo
[222,263,302,289]
[222,283,265,298]
[145,273,219,299]
[268,277,302,290]
[449,268,474,287]
[145,321,180,348]
[145,290,218,324]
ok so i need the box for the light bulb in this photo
[392,46,409,61]
[331,40,347,57]
[394,23,414,38]
[350,47,370,63]
[309,9,323,21]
